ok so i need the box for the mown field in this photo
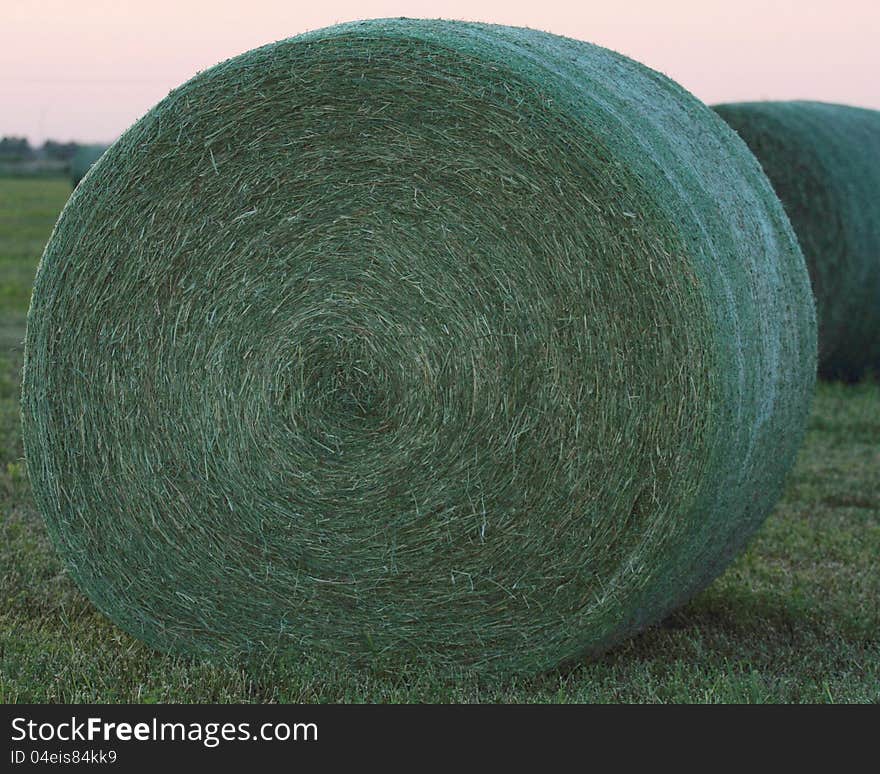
[1,177,877,703]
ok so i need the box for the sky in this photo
[2,0,878,144]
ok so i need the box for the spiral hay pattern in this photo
[714,101,880,380]
[22,20,816,675]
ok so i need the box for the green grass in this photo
[1,177,877,703]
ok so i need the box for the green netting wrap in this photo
[22,19,816,676]
[714,101,880,380]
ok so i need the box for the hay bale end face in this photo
[22,20,816,675]
[714,101,880,380]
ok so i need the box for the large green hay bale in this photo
[22,19,816,675]
[69,144,107,188]
[713,101,880,380]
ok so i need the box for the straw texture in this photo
[22,20,816,675]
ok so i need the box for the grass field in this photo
[0,177,877,703]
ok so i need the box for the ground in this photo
[0,177,877,703]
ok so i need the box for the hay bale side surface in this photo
[714,100,880,379]
[22,20,816,675]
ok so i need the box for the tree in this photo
[0,136,33,161]
[42,140,80,162]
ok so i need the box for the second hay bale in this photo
[714,101,880,379]
[69,144,107,188]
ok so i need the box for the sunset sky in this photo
[3,0,878,144]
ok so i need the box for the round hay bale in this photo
[713,101,880,380]
[69,144,107,188]
[22,19,816,675]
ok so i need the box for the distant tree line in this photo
[0,136,82,162]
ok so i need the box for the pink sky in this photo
[3,0,878,144]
